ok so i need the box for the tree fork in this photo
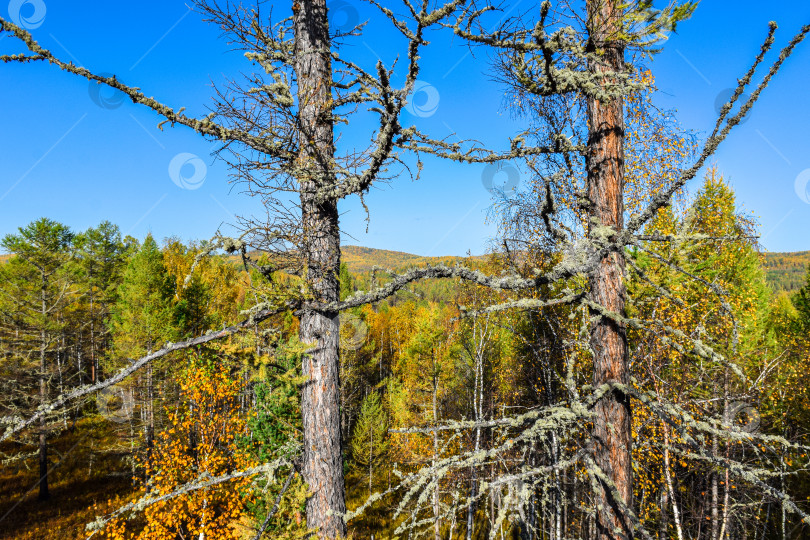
[585,0,632,538]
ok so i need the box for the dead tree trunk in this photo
[585,1,631,538]
[712,433,720,540]
[662,425,684,540]
[294,1,346,537]
[146,359,155,473]
[658,487,668,540]
[466,322,485,540]
[432,369,441,540]
[38,270,49,501]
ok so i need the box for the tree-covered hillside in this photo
[341,245,485,273]
[763,251,810,292]
[343,246,810,294]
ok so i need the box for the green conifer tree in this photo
[111,234,176,357]
[74,221,129,383]
[110,234,176,454]
[0,218,75,501]
[351,391,389,496]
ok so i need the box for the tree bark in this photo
[658,486,668,540]
[467,328,484,540]
[718,381,731,540]
[433,371,441,540]
[662,425,684,540]
[712,433,719,540]
[90,292,96,383]
[147,361,155,459]
[294,1,346,537]
[585,1,631,538]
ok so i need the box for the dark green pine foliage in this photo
[0,217,77,375]
[75,221,131,306]
[793,264,810,333]
[0,217,76,501]
[109,234,177,460]
[339,262,354,302]
[350,391,389,495]
[245,339,304,461]
[74,221,130,382]
[174,273,212,338]
[111,234,176,358]
[240,338,307,534]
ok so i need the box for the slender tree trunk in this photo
[781,466,787,540]
[718,381,731,540]
[38,272,49,500]
[467,329,485,540]
[449,488,460,540]
[760,501,771,540]
[77,334,83,387]
[662,425,684,540]
[552,432,562,540]
[58,332,67,429]
[586,1,631,538]
[147,362,155,450]
[90,293,96,383]
[712,433,720,540]
[718,467,731,540]
[294,1,346,537]
[563,468,569,538]
[433,372,441,540]
[658,487,668,540]
[465,444,479,539]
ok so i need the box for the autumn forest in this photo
[1,1,810,540]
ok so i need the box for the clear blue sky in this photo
[1,1,808,256]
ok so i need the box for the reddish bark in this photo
[586,1,632,538]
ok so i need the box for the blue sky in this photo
[1,1,808,256]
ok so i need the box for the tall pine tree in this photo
[0,218,75,501]
[111,234,176,455]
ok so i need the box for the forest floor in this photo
[0,417,134,539]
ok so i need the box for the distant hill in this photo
[340,245,483,273]
[762,251,810,293]
[341,246,810,294]
[4,245,806,293]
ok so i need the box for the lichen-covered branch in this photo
[0,304,291,443]
[85,455,297,536]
